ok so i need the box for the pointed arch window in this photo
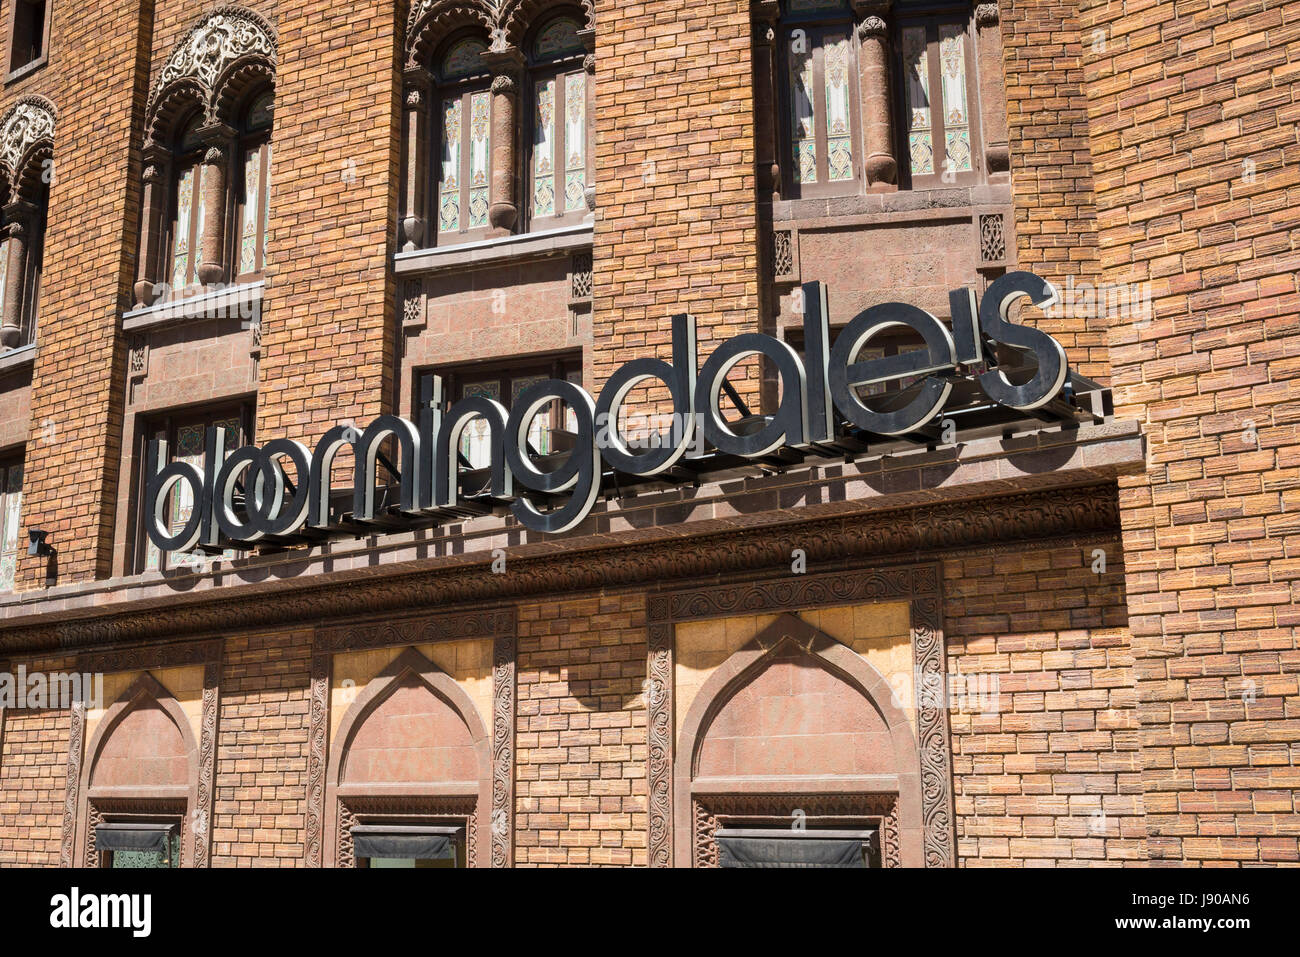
[526,15,588,228]
[433,36,493,243]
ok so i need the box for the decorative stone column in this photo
[134,154,168,307]
[484,49,523,235]
[197,123,235,285]
[752,0,782,201]
[401,70,430,252]
[0,201,33,349]
[580,30,596,212]
[974,2,1009,174]
[855,0,898,186]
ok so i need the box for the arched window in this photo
[0,95,56,350]
[777,0,861,197]
[433,36,493,243]
[526,15,588,229]
[234,89,274,280]
[166,114,208,295]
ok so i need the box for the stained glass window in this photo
[899,17,976,182]
[169,116,207,294]
[107,831,181,869]
[236,90,274,279]
[436,38,492,239]
[782,20,857,192]
[0,458,23,592]
[529,18,588,226]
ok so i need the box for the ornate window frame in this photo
[306,606,517,867]
[646,560,956,867]
[0,94,55,352]
[61,639,222,868]
[134,7,278,309]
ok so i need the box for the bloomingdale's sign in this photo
[144,271,1071,553]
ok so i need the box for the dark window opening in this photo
[8,0,47,74]
[97,820,182,869]
[715,827,880,868]
[353,824,466,869]
[135,401,254,574]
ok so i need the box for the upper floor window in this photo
[897,9,979,187]
[0,450,22,591]
[434,36,493,242]
[768,0,1001,199]
[134,8,277,308]
[167,114,208,295]
[235,89,274,280]
[0,95,55,350]
[5,0,49,79]
[526,15,588,228]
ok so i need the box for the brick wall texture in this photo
[0,0,1295,868]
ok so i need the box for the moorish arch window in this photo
[134,8,277,307]
[400,0,595,251]
[0,94,56,352]
[756,0,1009,197]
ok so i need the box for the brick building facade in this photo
[0,0,1294,867]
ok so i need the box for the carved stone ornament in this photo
[156,8,277,95]
[975,2,1000,27]
[0,97,56,177]
[858,15,888,40]
[490,74,517,96]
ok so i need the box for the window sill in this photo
[0,341,36,373]
[769,182,1012,226]
[122,280,264,332]
[4,55,48,86]
[394,224,593,276]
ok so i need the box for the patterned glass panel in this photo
[110,833,180,869]
[0,237,8,317]
[193,164,206,279]
[512,375,549,455]
[460,381,501,469]
[789,41,816,184]
[534,17,583,59]
[240,147,261,274]
[939,24,972,172]
[824,33,853,181]
[439,97,462,232]
[533,77,556,216]
[468,91,491,228]
[172,165,195,288]
[443,39,487,79]
[564,72,586,211]
[902,27,933,176]
[0,464,21,592]
[262,144,273,262]
[247,91,274,131]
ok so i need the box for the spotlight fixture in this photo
[27,528,53,557]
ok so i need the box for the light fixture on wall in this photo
[27,528,53,557]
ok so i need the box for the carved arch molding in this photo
[0,95,57,201]
[144,7,278,147]
[305,606,516,867]
[59,639,221,868]
[646,561,956,868]
[405,0,595,67]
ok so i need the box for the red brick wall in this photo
[591,0,759,401]
[1002,0,1109,381]
[0,655,74,866]
[946,539,1147,866]
[12,0,153,586]
[255,0,403,445]
[515,592,648,866]
[1081,0,1300,865]
[211,629,313,867]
